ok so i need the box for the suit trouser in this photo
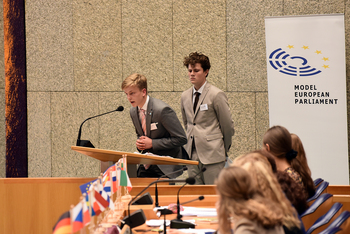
[188,146,225,185]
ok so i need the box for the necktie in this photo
[140,109,150,169]
[140,108,147,135]
[193,92,200,112]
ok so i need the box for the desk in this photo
[134,213,218,233]
[0,177,217,234]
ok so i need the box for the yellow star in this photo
[287,45,294,49]
[322,57,329,61]
[302,46,309,50]
[315,50,322,54]
[322,65,329,69]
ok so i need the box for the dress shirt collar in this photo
[139,95,149,112]
[193,81,207,95]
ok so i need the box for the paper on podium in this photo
[134,152,172,158]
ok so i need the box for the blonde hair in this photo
[121,73,147,94]
[232,152,301,230]
[216,166,283,234]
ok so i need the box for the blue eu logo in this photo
[269,47,324,77]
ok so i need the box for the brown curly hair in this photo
[276,171,309,215]
[183,52,211,72]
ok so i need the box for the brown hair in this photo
[276,171,309,215]
[216,166,283,234]
[121,73,147,94]
[183,52,211,72]
[255,149,309,215]
[291,133,311,176]
[263,126,315,199]
[232,152,301,230]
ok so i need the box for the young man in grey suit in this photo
[181,52,235,184]
[122,73,188,178]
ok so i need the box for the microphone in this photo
[170,167,206,229]
[155,167,188,207]
[180,195,205,206]
[124,177,195,229]
[76,106,124,148]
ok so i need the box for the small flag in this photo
[98,178,114,210]
[120,158,132,192]
[82,194,91,226]
[111,168,118,193]
[53,211,71,234]
[79,179,96,195]
[71,203,83,232]
[89,183,102,216]
[103,166,114,196]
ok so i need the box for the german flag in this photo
[53,211,71,234]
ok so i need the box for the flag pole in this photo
[79,196,85,234]
[70,204,74,234]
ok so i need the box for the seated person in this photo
[232,151,304,234]
[263,126,315,199]
[255,149,309,215]
[216,166,284,234]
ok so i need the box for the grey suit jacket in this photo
[130,97,187,178]
[181,83,234,164]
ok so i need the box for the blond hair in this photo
[232,152,301,230]
[121,73,147,94]
[216,166,283,234]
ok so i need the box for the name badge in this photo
[151,123,158,130]
[200,104,208,111]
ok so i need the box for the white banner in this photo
[265,14,348,185]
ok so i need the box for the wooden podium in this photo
[71,146,198,165]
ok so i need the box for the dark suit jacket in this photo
[130,96,187,178]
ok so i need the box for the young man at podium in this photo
[122,73,188,178]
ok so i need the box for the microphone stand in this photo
[158,209,172,234]
[76,106,124,148]
[170,183,195,229]
[155,167,188,207]
[155,183,159,207]
[170,168,206,229]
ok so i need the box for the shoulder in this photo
[149,97,175,115]
[234,218,257,233]
[149,97,168,108]
[284,167,303,186]
[206,83,224,94]
[234,218,284,234]
[205,83,227,101]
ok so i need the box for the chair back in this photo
[306,202,343,234]
[301,193,333,230]
[314,178,324,188]
[307,181,329,205]
[319,211,350,234]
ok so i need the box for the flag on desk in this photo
[91,182,109,213]
[52,211,71,234]
[98,177,114,210]
[79,179,96,196]
[89,183,102,216]
[119,158,132,192]
[111,166,118,193]
[71,202,83,232]
[103,165,115,196]
[82,194,91,225]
